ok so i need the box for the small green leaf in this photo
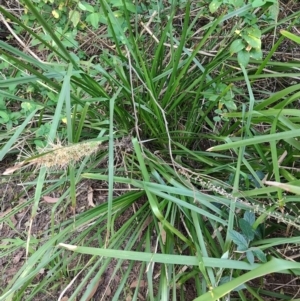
[78,1,94,12]
[230,39,245,55]
[10,111,22,122]
[0,99,6,110]
[113,10,124,18]
[6,120,12,130]
[237,244,248,252]
[244,211,255,226]
[223,100,237,111]
[252,0,267,8]
[243,27,261,49]
[253,248,267,263]
[213,116,221,122]
[209,0,222,13]
[36,123,51,137]
[268,1,279,20]
[209,94,218,102]
[112,0,137,13]
[86,12,100,29]
[69,10,81,27]
[250,48,263,60]
[62,31,78,48]
[239,218,254,241]
[229,230,248,250]
[123,2,137,13]
[229,0,245,7]
[0,111,10,123]
[243,35,261,49]
[21,102,36,112]
[214,109,222,115]
[237,50,250,67]
[34,140,46,148]
[246,251,255,265]
[254,224,263,239]
[31,38,41,46]
[245,27,261,39]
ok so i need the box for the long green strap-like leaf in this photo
[0,109,39,161]
[193,257,300,301]
[58,244,300,280]
[208,128,300,152]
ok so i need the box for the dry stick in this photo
[125,46,142,147]
[0,13,44,63]
[140,10,158,37]
[58,259,92,301]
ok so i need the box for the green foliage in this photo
[204,83,237,122]
[1,0,300,300]
[0,95,39,130]
[19,0,140,51]
[230,211,267,265]
[209,0,278,66]
[230,26,263,66]
[0,237,38,254]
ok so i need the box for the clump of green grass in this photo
[1,0,300,300]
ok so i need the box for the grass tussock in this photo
[1,0,300,300]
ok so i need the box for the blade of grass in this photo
[194,257,300,301]
[106,87,122,244]
[0,6,71,63]
[0,108,39,160]
[58,244,300,276]
[22,0,77,65]
[208,129,300,152]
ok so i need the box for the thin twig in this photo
[0,13,44,63]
